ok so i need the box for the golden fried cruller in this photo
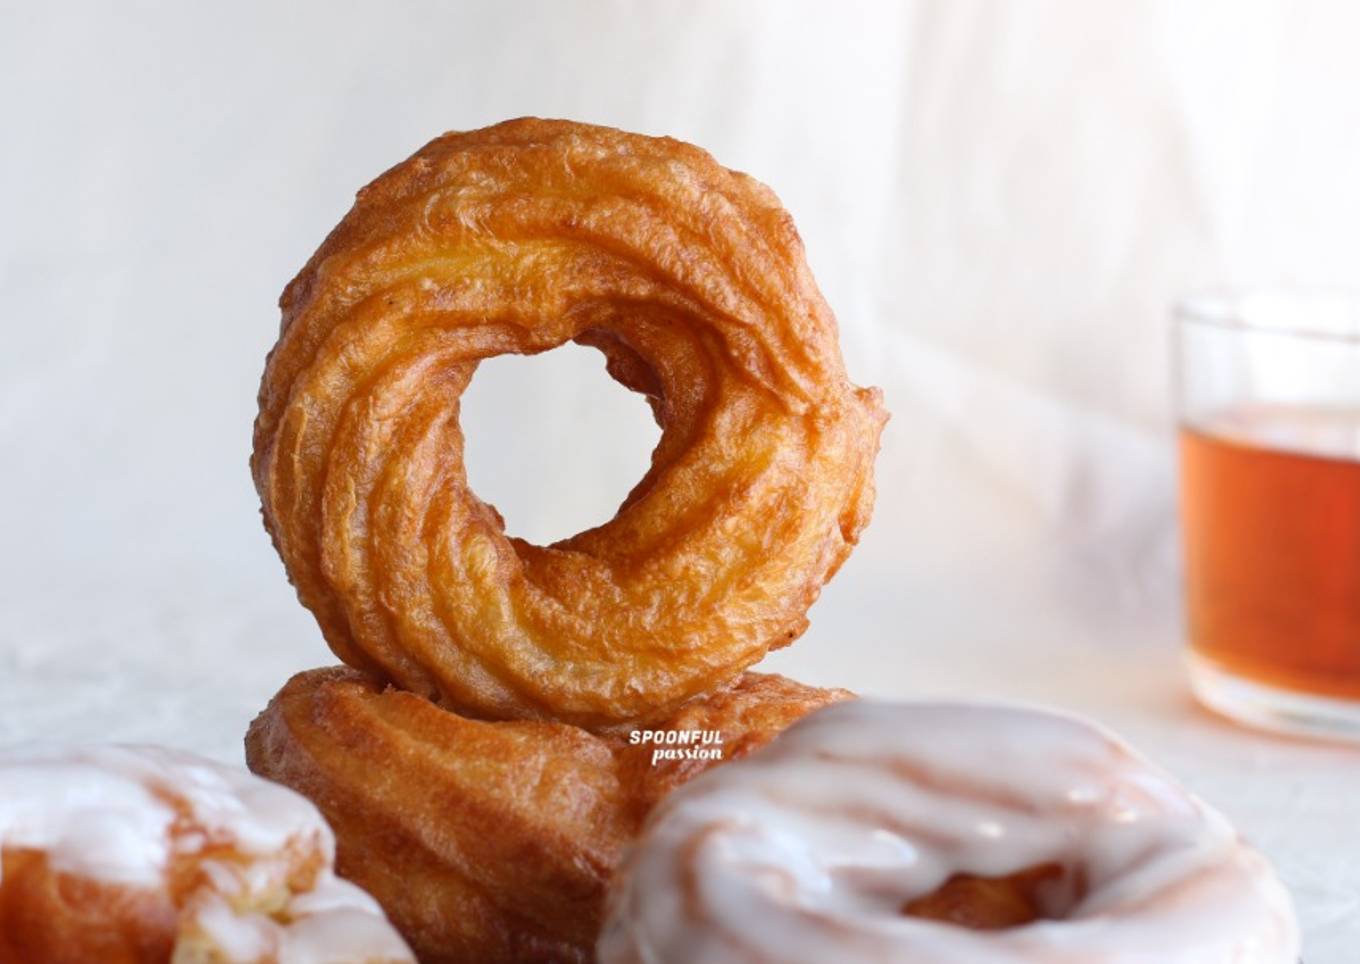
[251,118,885,727]
[246,666,848,963]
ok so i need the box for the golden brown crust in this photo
[901,864,1067,930]
[245,666,850,963]
[251,117,885,727]
[0,851,174,964]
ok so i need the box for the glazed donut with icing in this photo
[0,744,413,964]
[599,701,1300,964]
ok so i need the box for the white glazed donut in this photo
[0,744,413,964]
[598,701,1299,964]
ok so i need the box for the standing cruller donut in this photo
[251,117,887,728]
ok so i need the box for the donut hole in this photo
[460,343,661,546]
[901,863,1085,930]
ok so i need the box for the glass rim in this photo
[1175,286,1360,345]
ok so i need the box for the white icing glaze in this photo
[0,744,177,886]
[599,701,1300,964]
[0,744,413,963]
[180,871,414,964]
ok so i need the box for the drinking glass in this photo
[1175,288,1360,739]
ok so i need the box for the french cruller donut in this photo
[250,117,886,729]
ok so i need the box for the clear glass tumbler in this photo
[1176,289,1360,740]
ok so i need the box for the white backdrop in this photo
[3,1,1359,957]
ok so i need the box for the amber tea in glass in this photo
[1176,290,1360,739]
